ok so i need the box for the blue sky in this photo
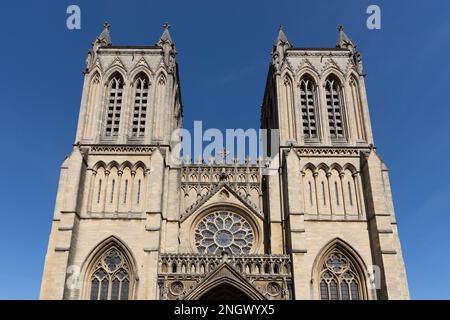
[0,0,449,299]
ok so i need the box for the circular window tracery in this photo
[194,211,254,255]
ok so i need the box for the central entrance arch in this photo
[184,263,266,300]
[198,283,252,300]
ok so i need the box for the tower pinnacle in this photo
[96,21,112,47]
[272,25,292,73]
[336,25,355,52]
[156,23,176,73]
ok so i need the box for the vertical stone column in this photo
[318,81,331,145]
[362,150,409,299]
[140,148,164,299]
[118,80,131,144]
[40,146,84,299]
[342,83,358,145]
[283,150,309,299]
[266,152,284,254]
[357,76,374,145]
[75,76,88,142]
[165,164,181,253]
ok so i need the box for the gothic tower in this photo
[261,26,409,299]
[40,23,183,299]
[40,24,409,300]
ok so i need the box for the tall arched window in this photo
[105,73,124,137]
[299,76,318,139]
[325,76,345,139]
[319,246,365,300]
[132,74,149,137]
[88,245,133,300]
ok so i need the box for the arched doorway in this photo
[198,283,252,300]
[183,263,266,300]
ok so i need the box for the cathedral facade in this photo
[40,23,409,300]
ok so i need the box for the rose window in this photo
[194,211,254,255]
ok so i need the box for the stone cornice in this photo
[287,146,369,158]
[98,47,163,55]
[88,145,155,154]
[287,49,351,57]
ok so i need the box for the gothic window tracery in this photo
[195,211,254,255]
[89,247,132,300]
[319,248,364,300]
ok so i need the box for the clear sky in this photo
[0,0,449,299]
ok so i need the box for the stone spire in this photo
[157,22,173,45]
[156,23,176,73]
[336,26,364,75]
[272,25,292,73]
[96,21,112,47]
[275,24,291,48]
[85,22,112,72]
[336,25,355,52]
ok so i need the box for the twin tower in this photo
[40,23,409,300]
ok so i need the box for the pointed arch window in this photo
[325,76,345,139]
[105,73,124,137]
[88,246,132,300]
[299,76,318,139]
[132,74,149,137]
[319,247,365,300]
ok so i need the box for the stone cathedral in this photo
[40,23,409,300]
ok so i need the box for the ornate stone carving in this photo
[354,51,364,75]
[336,25,355,53]
[272,25,292,74]
[295,147,360,157]
[266,282,281,296]
[194,211,254,255]
[169,281,184,296]
[86,22,112,72]
[179,183,263,222]
[158,253,292,300]
[156,23,176,74]
[90,146,154,154]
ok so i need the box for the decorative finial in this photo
[272,24,291,73]
[95,21,112,47]
[218,148,230,160]
[157,22,176,73]
[158,22,173,44]
[336,24,355,52]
